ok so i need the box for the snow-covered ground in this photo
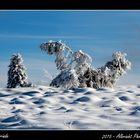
[0,85,140,130]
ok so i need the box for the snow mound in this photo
[0,85,140,130]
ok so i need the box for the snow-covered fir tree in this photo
[40,40,131,89]
[7,54,29,88]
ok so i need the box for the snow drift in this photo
[0,85,140,130]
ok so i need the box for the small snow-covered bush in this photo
[7,54,29,88]
[40,41,131,89]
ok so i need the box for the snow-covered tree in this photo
[101,51,131,87]
[40,41,77,89]
[40,40,131,89]
[40,41,91,89]
[7,54,29,88]
[78,52,131,88]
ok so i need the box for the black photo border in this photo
[0,0,140,140]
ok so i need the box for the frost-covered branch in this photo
[40,40,73,70]
[100,51,131,87]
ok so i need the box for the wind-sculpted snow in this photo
[0,85,140,129]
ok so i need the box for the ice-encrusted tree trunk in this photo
[7,54,29,88]
[40,40,131,89]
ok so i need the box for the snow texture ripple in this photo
[0,85,140,130]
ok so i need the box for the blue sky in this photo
[0,11,140,87]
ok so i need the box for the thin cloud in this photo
[0,33,94,40]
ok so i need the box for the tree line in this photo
[6,40,131,89]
